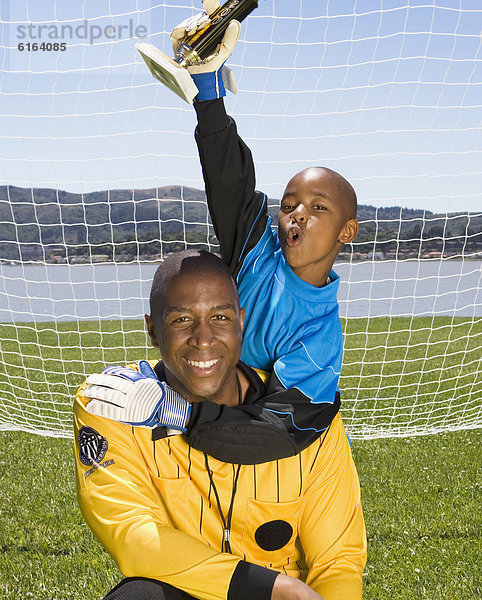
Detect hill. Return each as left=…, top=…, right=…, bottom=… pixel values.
left=0, top=186, right=480, bottom=262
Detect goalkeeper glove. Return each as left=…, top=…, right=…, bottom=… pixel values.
left=170, top=0, right=241, bottom=101
left=84, top=361, right=191, bottom=431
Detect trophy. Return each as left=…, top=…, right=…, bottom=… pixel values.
left=136, top=0, right=259, bottom=104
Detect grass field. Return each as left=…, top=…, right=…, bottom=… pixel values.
left=0, top=428, right=480, bottom=599
left=0, top=317, right=480, bottom=598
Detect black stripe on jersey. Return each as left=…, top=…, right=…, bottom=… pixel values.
left=298, top=453, right=303, bottom=496
left=199, top=496, right=203, bottom=534
left=276, top=460, right=280, bottom=503
left=253, top=464, right=257, bottom=499
left=152, top=439, right=160, bottom=477
left=309, top=427, right=330, bottom=474
left=206, top=465, right=213, bottom=509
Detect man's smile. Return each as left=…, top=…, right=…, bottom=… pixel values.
left=182, top=356, right=223, bottom=375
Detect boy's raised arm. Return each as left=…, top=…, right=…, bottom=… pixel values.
left=195, top=98, right=268, bottom=276
left=185, top=25, right=341, bottom=465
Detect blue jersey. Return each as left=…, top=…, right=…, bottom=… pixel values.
left=238, top=219, right=342, bottom=405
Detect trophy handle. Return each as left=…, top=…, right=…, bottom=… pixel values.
left=182, top=0, right=259, bottom=64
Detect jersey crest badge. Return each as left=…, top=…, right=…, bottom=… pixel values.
left=78, top=426, right=108, bottom=466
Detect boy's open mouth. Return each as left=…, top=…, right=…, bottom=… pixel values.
left=286, top=225, right=304, bottom=247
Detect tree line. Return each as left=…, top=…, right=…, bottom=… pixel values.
left=0, top=186, right=480, bottom=262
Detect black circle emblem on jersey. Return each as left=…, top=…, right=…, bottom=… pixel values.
left=254, top=520, right=293, bottom=551
left=78, top=426, right=108, bottom=466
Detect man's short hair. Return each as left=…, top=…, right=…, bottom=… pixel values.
left=149, top=250, right=239, bottom=323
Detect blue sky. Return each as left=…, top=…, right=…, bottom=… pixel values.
left=0, top=0, right=481, bottom=212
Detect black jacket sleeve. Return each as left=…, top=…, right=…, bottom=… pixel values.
left=186, top=367, right=340, bottom=465
left=190, top=99, right=340, bottom=464
left=194, top=98, right=268, bottom=277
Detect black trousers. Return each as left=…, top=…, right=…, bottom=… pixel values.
left=104, top=578, right=196, bottom=600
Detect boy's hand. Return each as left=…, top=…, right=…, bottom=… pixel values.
left=84, top=362, right=191, bottom=431
left=170, top=0, right=218, bottom=55
left=170, top=0, right=241, bottom=100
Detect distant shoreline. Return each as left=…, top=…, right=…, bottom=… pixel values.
left=1, top=185, right=480, bottom=263
left=1, top=256, right=480, bottom=267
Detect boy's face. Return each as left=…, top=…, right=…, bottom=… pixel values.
left=278, top=167, right=358, bottom=287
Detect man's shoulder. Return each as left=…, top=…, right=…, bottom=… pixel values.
left=298, top=412, right=349, bottom=468
left=251, top=366, right=269, bottom=384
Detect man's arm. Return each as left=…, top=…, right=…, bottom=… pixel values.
left=298, top=414, right=367, bottom=600
left=195, top=98, right=268, bottom=277
left=186, top=366, right=340, bottom=464
left=74, top=387, right=278, bottom=600
left=272, top=576, right=326, bottom=600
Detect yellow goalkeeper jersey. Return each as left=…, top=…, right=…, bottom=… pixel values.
left=74, top=361, right=366, bottom=600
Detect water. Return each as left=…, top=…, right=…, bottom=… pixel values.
left=335, top=260, right=481, bottom=319
left=0, top=260, right=480, bottom=322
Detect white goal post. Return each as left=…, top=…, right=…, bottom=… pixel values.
left=0, top=1, right=480, bottom=439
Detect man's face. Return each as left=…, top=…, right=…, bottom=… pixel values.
left=149, top=271, right=244, bottom=405
left=278, top=168, right=358, bottom=286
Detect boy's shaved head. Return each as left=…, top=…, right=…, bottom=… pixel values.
left=288, top=166, right=357, bottom=220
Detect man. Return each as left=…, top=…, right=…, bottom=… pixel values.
left=74, top=250, right=366, bottom=600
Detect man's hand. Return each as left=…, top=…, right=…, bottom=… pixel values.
left=84, top=362, right=191, bottom=431
left=272, top=574, right=325, bottom=600
left=170, top=0, right=241, bottom=100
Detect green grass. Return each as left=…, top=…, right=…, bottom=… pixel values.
left=0, top=318, right=480, bottom=597
left=353, top=431, right=481, bottom=599
left=0, top=429, right=480, bottom=599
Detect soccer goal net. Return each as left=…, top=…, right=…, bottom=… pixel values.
left=0, top=1, right=480, bottom=439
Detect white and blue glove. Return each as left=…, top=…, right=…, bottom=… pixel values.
left=170, top=0, right=241, bottom=101
left=84, top=361, right=191, bottom=432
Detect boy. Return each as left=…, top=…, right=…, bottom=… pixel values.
left=181, top=6, right=358, bottom=462
left=85, top=6, right=358, bottom=464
